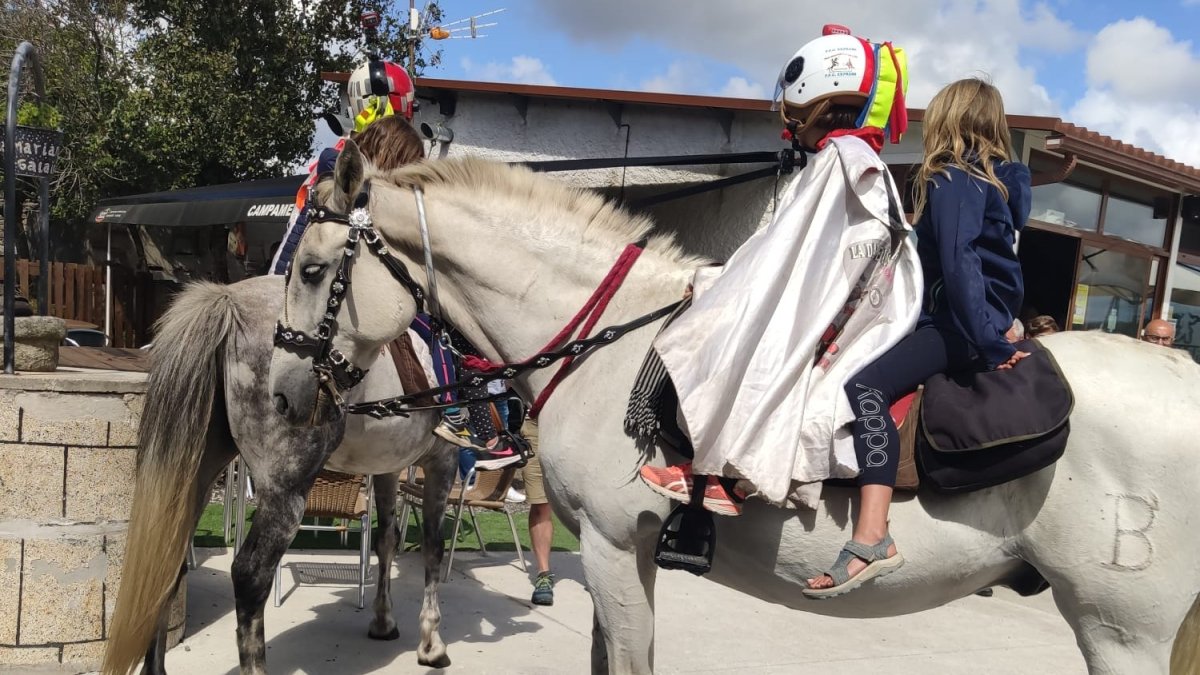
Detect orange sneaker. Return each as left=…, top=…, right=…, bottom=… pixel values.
left=638, top=463, right=744, bottom=517
left=639, top=462, right=693, bottom=503
left=700, top=479, right=744, bottom=517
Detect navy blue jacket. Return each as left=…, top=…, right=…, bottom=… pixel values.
left=271, top=146, right=342, bottom=275
left=916, top=161, right=1031, bottom=370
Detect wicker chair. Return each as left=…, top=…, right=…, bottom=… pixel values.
left=397, top=464, right=527, bottom=582
left=274, top=470, right=374, bottom=608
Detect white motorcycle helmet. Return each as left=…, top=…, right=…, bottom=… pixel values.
left=772, top=25, right=876, bottom=132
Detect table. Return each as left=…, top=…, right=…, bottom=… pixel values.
left=58, top=346, right=149, bottom=372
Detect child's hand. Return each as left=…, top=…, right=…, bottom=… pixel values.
left=995, top=350, right=1030, bottom=370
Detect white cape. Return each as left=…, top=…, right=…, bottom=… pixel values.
left=653, top=136, right=922, bottom=508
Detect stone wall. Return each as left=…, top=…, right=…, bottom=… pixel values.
left=0, top=369, right=185, bottom=671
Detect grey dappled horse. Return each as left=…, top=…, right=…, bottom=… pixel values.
left=102, top=275, right=458, bottom=675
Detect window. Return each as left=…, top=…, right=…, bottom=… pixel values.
left=1073, top=246, right=1151, bottom=337
left=1182, top=220, right=1200, bottom=257
left=1103, top=180, right=1168, bottom=247
left=1170, top=263, right=1200, bottom=364
left=1030, top=181, right=1101, bottom=231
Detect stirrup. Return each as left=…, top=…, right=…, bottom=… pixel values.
left=654, top=471, right=715, bottom=575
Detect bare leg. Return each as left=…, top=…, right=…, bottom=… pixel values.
left=806, top=484, right=898, bottom=589
left=529, top=502, right=553, bottom=574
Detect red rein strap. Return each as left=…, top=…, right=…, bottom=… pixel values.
left=463, top=243, right=647, bottom=420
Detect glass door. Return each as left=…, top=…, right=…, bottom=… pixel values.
left=1073, top=245, right=1153, bottom=337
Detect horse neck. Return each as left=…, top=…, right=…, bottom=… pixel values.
left=377, top=183, right=695, bottom=387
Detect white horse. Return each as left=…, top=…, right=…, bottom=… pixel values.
left=268, top=143, right=1200, bottom=674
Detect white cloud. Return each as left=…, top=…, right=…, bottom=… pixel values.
left=1070, top=18, right=1200, bottom=165
left=1085, top=18, right=1200, bottom=104
left=531, top=0, right=1082, bottom=114
left=529, top=1, right=1200, bottom=167
left=460, top=55, right=558, bottom=86
left=638, top=62, right=769, bottom=98
left=639, top=61, right=704, bottom=93
left=717, top=76, right=768, bottom=99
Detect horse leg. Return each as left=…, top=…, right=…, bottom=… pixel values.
left=232, top=486, right=309, bottom=675
left=591, top=607, right=609, bottom=675
left=1052, top=581, right=1184, bottom=674
left=580, top=522, right=658, bottom=675
left=368, top=472, right=401, bottom=640
left=140, top=563, right=185, bottom=675
left=415, top=448, right=457, bottom=668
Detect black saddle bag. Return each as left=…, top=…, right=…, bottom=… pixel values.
left=916, top=340, right=1073, bottom=494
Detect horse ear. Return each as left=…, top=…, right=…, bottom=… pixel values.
left=333, top=140, right=366, bottom=207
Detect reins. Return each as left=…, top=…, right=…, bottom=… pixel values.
left=278, top=178, right=681, bottom=419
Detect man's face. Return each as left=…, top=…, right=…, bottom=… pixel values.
left=1143, top=324, right=1174, bottom=346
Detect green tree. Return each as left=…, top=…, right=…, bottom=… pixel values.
left=0, top=0, right=440, bottom=260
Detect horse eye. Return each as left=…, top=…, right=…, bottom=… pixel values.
left=301, top=264, right=326, bottom=283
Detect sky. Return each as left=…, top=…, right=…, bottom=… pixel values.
left=373, top=0, right=1200, bottom=168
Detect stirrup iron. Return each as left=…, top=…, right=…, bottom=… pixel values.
left=654, top=472, right=715, bottom=575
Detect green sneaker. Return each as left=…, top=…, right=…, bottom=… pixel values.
left=531, top=571, right=555, bottom=606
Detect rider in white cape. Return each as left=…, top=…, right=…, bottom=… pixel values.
left=654, top=135, right=920, bottom=507
left=649, top=26, right=919, bottom=509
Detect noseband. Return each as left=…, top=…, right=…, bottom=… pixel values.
left=274, top=180, right=427, bottom=399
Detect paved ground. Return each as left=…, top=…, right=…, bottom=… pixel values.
left=162, top=547, right=1086, bottom=675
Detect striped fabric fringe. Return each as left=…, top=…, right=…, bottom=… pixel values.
left=623, top=300, right=691, bottom=440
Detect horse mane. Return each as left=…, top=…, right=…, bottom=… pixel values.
left=375, top=157, right=708, bottom=266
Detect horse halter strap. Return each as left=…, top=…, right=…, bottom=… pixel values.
left=274, top=180, right=427, bottom=394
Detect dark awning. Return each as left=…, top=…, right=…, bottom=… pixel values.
left=89, top=174, right=307, bottom=228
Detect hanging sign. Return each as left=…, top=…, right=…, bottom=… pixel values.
left=2, top=126, right=62, bottom=178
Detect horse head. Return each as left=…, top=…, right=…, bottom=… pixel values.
left=268, top=140, right=425, bottom=426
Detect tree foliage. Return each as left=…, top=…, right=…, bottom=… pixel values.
left=0, top=0, right=440, bottom=259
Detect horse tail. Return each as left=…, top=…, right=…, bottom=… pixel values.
left=103, top=282, right=244, bottom=675
left=1171, top=593, right=1200, bottom=674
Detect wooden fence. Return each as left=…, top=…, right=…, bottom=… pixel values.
left=1, top=259, right=144, bottom=347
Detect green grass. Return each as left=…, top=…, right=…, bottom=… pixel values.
left=193, top=503, right=580, bottom=553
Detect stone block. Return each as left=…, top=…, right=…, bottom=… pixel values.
left=106, top=393, right=145, bottom=448
left=17, top=391, right=119, bottom=445
left=20, top=537, right=106, bottom=644
left=65, top=447, right=136, bottom=522
left=103, top=532, right=126, bottom=635
left=0, top=645, right=61, bottom=666
left=0, top=539, right=20, bottom=645
left=61, top=639, right=106, bottom=666
left=0, top=391, right=17, bottom=442
left=0, top=444, right=65, bottom=520
left=0, top=316, right=66, bottom=372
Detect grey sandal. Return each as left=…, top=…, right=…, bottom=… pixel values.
left=802, top=535, right=905, bottom=600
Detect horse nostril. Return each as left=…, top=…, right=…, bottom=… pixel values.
left=273, top=393, right=289, bottom=415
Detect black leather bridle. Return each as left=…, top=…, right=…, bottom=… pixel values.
left=274, top=180, right=427, bottom=399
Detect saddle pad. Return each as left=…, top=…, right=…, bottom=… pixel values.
left=387, top=333, right=436, bottom=407
left=919, top=339, right=1073, bottom=453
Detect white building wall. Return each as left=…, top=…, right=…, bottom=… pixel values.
left=413, top=90, right=925, bottom=261
left=413, top=91, right=802, bottom=260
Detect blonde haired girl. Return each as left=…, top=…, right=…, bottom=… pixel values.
left=805, top=78, right=1032, bottom=598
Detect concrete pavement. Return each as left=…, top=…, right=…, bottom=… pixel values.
left=161, top=548, right=1085, bottom=674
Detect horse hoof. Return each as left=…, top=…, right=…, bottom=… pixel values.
left=419, top=653, right=452, bottom=668
left=369, top=626, right=400, bottom=641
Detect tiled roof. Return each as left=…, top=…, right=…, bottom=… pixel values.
left=1049, top=122, right=1200, bottom=191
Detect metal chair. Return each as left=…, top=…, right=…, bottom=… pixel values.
left=274, top=470, right=373, bottom=608
left=398, top=464, right=526, bottom=582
